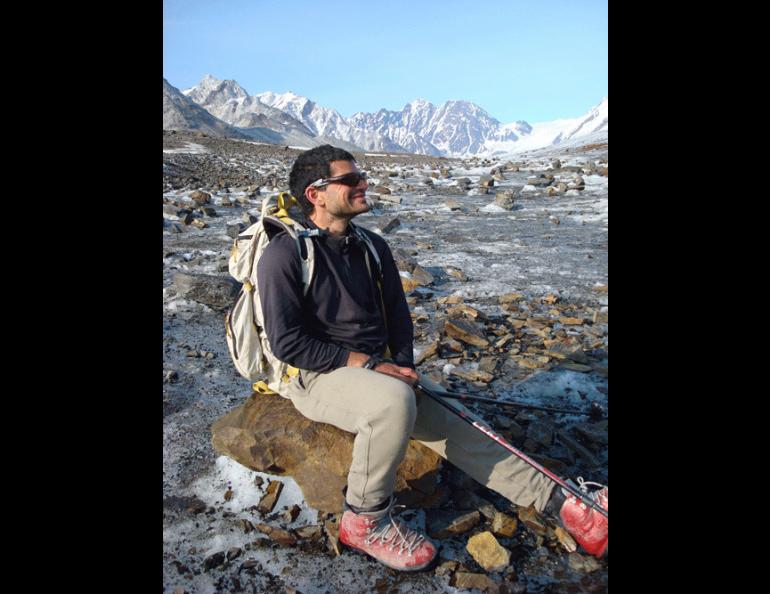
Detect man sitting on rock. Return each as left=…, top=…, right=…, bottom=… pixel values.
left=257, top=144, right=608, bottom=571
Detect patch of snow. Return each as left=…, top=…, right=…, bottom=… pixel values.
left=192, top=456, right=319, bottom=532
left=480, top=203, right=508, bottom=213
left=163, top=142, right=208, bottom=154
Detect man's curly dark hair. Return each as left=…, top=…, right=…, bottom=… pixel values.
left=289, top=145, right=356, bottom=215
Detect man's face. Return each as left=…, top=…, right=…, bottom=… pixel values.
left=316, top=160, right=370, bottom=218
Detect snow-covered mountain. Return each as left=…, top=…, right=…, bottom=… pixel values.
left=163, top=78, right=249, bottom=139
left=170, top=75, right=608, bottom=156
left=350, top=99, right=532, bottom=157
left=255, top=91, right=405, bottom=153
left=484, top=97, right=608, bottom=156
left=180, top=77, right=365, bottom=151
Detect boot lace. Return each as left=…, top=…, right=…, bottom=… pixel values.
left=568, top=477, right=608, bottom=508
left=364, top=505, right=426, bottom=556
left=576, top=476, right=606, bottom=495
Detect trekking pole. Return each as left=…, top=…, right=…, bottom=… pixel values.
left=415, top=380, right=608, bottom=519
left=429, top=388, right=606, bottom=418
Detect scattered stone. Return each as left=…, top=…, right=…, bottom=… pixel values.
left=446, top=304, right=484, bottom=320
left=226, top=547, right=242, bottom=561
left=190, top=219, right=208, bottom=229
left=558, top=362, right=593, bottom=373
left=451, top=572, right=500, bottom=593
left=568, top=552, right=603, bottom=573
left=442, top=337, right=464, bottom=353
left=324, top=517, right=341, bottom=556
left=451, top=491, right=497, bottom=521
left=401, top=275, right=420, bottom=293
left=295, top=525, right=323, bottom=540
left=499, top=293, right=525, bottom=304
left=283, top=504, right=301, bottom=522
left=173, top=272, right=240, bottom=312
left=558, top=316, right=584, bottom=325
left=527, top=420, right=554, bottom=447
left=415, top=341, right=439, bottom=365
left=446, top=267, right=469, bottom=282
left=450, top=367, right=494, bottom=383
left=445, top=318, right=490, bottom=348
left=553, top=526, right=577, bottom=552
left=411, top=265, right=435, bottom=285
left=494, top=191, right=515, bottom=210
left=257, top=480, right=284, bottom=514
left=226, top=223, right=245, bottom=239
left=164, top=370, right=179, bottom=383
left=240, top=559, right=261, bottom=571
left=573, top=422, right=608, bottom=446
left=466, top=531, right=511, bottom=572
left=435, top=559, right=459, bottom=576
left=203, top=551, right=225, bottom=571
left=428, top=510, right=481, bottom=538
left=517, top=506, right=547, bottom=535
left=190, top=190, right=211, bottom=204
left=491, top=512, right=518, bottom=538
left=185, top=498, right=208, bottom=515
left=556, top=430, right=601, bottom=467
left=526, top=175, right=554, bottom=187
left=379, top=194, right=402, bottom=204
left=478, top=174, right=495, bottom=188
left=256, top=524, right=297, bottom=546
left=438, top=294, right=464, bottom=305
left=382, top=218, right=401, bottom=233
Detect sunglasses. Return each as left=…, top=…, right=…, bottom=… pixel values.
left=309, top=171, right=368, bottom=189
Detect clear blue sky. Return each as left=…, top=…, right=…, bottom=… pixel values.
left=163, top=0, right=607, bottom=124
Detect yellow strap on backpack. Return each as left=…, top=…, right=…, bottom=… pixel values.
left=273, top=192, right=298, bottom=224
left=252, top=366, right=300, bottom=396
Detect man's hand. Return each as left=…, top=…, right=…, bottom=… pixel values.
left=347, top=351, right=418, bottom=386
left=372, top=362, right=418, bottom=386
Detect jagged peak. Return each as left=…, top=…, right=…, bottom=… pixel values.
left=406, top=97, right=434, bottom=109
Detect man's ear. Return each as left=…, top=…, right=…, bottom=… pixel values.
left=305, top=186, right=322, bottom=208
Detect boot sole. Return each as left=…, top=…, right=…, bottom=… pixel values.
left=341, top=540, right=438, bottom=572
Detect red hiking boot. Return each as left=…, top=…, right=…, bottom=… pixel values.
left=339, top=498, right=438, bottom=571
left=559, top=477, right=608, bottom=558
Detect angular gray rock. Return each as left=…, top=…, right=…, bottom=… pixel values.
left=173, top=272, right=240, bottom=312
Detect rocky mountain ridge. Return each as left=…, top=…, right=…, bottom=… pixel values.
left=168, top=75, right=607, bottom=158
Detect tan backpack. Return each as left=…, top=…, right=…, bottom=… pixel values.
left=224, top=192, right=383, bottom=396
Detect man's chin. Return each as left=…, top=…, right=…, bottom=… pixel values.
left=358, top=197, right=373, bottom=212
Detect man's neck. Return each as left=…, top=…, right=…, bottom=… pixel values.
left=309, top=211, right=351, bottom=236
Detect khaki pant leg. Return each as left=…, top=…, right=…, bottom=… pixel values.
left=289, top=367, right=417, bottom=510
left=412, top=376, right=555, bottom=511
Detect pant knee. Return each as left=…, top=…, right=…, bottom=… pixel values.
left=384, top=382, right=416, bottom=428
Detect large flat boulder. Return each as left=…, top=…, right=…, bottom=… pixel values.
left=211, top=393, right=443, bottom=513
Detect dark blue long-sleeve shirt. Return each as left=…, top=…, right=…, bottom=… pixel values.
left=257, top=220, right=414, bottom=373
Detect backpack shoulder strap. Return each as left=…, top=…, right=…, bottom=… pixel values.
left=349, top=222, right=382, bottom=276
left=262, top=214, right=319, bottom=296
